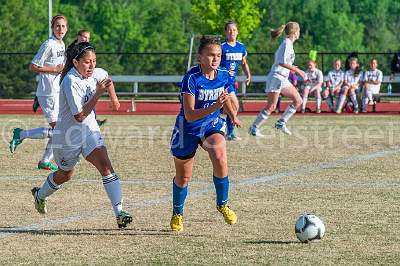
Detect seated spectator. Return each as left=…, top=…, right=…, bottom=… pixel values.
left=323, top=58, right=344, bottom=112
left=301, top=60, right=323, bottom=113
left=336, top=57, right=363, bottom=114
left=362, top=58, right=382, bottom=112
left=390, top=52, right=400, bottom=80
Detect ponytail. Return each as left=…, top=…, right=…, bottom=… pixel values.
left=270, top=22, right=300, bottom=41
left=270, top=24, right=286, bottom=41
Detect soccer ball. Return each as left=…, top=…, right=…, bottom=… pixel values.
left=295, top=214, right=325, bottom=243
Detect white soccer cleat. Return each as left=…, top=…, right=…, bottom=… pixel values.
left=248, top=125, right=265, bottom=138
left=275, top=122, right=292, bottom=135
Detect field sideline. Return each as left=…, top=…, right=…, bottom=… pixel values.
left=0, top=115, right=399, bottom=264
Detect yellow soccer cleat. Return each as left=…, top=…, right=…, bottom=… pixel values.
left=217, top=204, right=237, bottom=225
left=170, top=214, right=183, bottom=232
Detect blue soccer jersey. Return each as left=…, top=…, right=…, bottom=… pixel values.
left=177, top=65, right=234, bottom=135
left=221, top=41, right=247, bottom=81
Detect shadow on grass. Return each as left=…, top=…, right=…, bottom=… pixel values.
left=0, top=227, right=206, bottom=237
left=245, top=240, right=301, bottom=245
left=0, top=227, right=172, bottom=236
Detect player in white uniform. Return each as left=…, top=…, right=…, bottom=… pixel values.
left=361, top=58, right=383, bottom=112
left=9, top=15, right=68, bottom=171
left=66, top=30, right=120, bottom=112
left=301, top=60, right=324, bottom=113
left=323, top=59, right=344, bottom=112
left=336, top=57, right=363, bottom=114
left=30, top=42, right=132, bottom=228
left=249, top=22, right=304, bottom=136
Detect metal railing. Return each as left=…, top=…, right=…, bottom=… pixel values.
left=111, top=75, right=400, bottom=97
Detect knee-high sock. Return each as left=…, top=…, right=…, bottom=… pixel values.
left=226, top=116, right=234, bottom=135
left=350, top=94, right=358, bottom=109
left=252, top=110, right=269, bottom=128
left=172, top=178, right=188, bottom=215
left=20, top=127, right=52, bottom=140
left=302, top=96, right=308, bottom=110
left=213, top=175, right=229, bottom=206
left=324, top=96, right=334, bottom=110
left=102, top=173, right=123, bottom=216
left=280, top=104, right=297, bottom=123
left=366, top=90, right=373, bottom=102
left=37, top=172, right=61, bottom=200
left=41, top=137, right=53, bottom=163
left=336, top=95, right=346, bottom=112
left=316, top=97, right=322, bottom=110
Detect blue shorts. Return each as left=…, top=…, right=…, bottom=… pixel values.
left=170, top=116, right=226, bottom=159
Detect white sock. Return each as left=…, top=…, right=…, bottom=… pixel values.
left=102, top=173, right=123, bottom=216
left=366, top=90, right=373, bottom=102
left=253, top=110, right=269, bottom=128
left=41, top=137, right=54, bottom=163
left=38, top=172, right=61, bottom=200
left=302, top=96, right=308, bottom=110
left=280, top=104, right=297, bottom=123
left=350, top=94, right=358, bottom=109
left=20, top=128, right=52, bottom=140
left=316, top=97, right=321, bottom=110
left=336, top=95, right=346, bottom=112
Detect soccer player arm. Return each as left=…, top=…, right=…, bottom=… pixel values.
left=30, top=41, right=63, bottom=74
left=74, top=79, right=112, bottom=122
left=224, top=93, right=242, bottom=128
left=182, top=93, right=228, bottom=122
left=242, top=56, right=251, bottom=86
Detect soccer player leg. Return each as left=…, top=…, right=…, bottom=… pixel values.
left=301, top=86, right=310, bottom=113
left=201, top=122, right=237, bottom=225
left=170, top=125, right=199, bottom=232
left=349, top=86, right=359, bottom=113
left=276, top=85, right=302, bottom=135
left=84, top=132, right=132, bottom=228
left=336, top=86, right=348, bottom=113
left=226, top=92, right=239, bottom=140
left=314, top=87, right=322, bottom=113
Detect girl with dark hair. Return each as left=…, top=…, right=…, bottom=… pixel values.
left=31, top=42, right=132, bottom=229
left=169, top=36, right=241, bottom=232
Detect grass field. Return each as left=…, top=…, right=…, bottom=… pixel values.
left=0, top=114, right=399, bottom=265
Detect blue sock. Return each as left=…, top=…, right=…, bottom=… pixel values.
left=213, top=175, right=229, bottom=206
left=226, top=116, right=234, bottom=135
left=172, top=179, right=188, bottom=215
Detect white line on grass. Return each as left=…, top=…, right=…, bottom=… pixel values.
left=1, top=148, right=399, bottom=238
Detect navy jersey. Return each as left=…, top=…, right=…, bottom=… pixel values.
left=178, top=65, right=234, bottom=135
left=221, top=41, right=247, bottom=81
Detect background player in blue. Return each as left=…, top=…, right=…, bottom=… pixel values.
left=221, top=21, right=251, bottom=141
left=169, top=36, right=241, bottom=232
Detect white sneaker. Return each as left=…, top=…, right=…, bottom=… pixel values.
left=275, top=122, right=292, bottom=135
left=248, top=125, right=265, bottom=137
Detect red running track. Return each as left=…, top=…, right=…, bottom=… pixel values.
left=0, top=99, right=399, bottom=115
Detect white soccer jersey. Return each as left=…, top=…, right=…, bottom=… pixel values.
left=305, top=68, right=323, bottom=86
left=363, top=69, right=383, bottom=94
left=327, top=69, right=344, bottom=87
left=31, top=36, right=65, bottom=96
left=269, top=38, right=295, bottom=80
left=344, top=70, right=363, bottom=86
left=55, top=67, right=100, bottom=149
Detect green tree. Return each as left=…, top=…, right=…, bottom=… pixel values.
left=191, top=0, right=264, bottom=40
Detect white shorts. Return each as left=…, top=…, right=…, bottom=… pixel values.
left=53, top=131, right=105, bottom=171
left=265, top=75, right=292, bottom=93
left=37, top=95, right=59, bottom=124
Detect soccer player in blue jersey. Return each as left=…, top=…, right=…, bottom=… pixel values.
left=249, top=22, right=304, bottom=136
left=169, top=36, right=241, bottom=232
left=221, top=21, right=251, bottom=140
